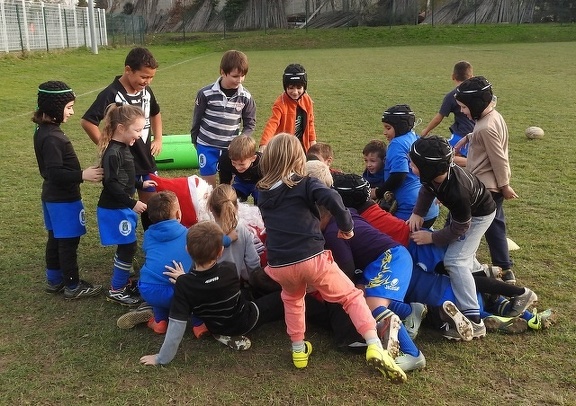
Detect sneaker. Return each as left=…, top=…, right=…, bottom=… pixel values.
left=214, top=334, right=252, bottom=351
left=365, top=343, right=407, bottom=384
left=403, top=302, right=428, bottom=340
left=106, top=287, right=141, bottom=307
left=63, top=280, right=103, bottom=300
left=192, top=323, right=210, bottom=339
left=482, top=264, right=503, bottom=279
left=376, top=314, right=401, bottom=359
left=439, top=301, right=473, bottom=341
left=45, top=281, right=65, bottom=294
left=501, top=269, right=516, bottom=285
left=395, top=351, right=426, bottom=372
left=291, top=341, right=312, bottom=368
left=147, top=318, right=168, bottom=334
left=507, top=288, right=538, bottom=317
left=484, top=315, right=527, bottom=334
left=470, top=320, right=486, bottom=339
left=116, top=306, right=154, bottom=329
left=527, top=308, right=556, bottom=330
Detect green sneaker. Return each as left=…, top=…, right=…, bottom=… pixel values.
left=366, top=343, right=407, bottom=384
left=527, top=309, right=556, bottom=330
left=484, top=315, right=528, bottom=334
left=292, top=341, right=312, bottom=369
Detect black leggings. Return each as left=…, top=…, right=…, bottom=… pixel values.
left=45, top=230, right=80, bottom=285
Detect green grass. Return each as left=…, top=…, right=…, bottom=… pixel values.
left=1, top=25, right=575, bottom=405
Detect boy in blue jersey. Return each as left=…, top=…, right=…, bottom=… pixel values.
left=374, top=105, right=439, bottom=226
left=362, top=139, right=387, bottom=190
left=191, top=50, right=257, bottom=188
left=421, top=61, right=475, bottom=167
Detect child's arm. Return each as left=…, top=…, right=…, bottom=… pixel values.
left=140, top=318, right=187, bottom=366
left=240, top=97, right=256, bottom=137
left=310, top=178, right=353, bottom=234
left=409, top=187, right=436, bottom=231
left=421, top=113, right=444, bottom=136
left=150, top=113, right=163, bottom=157
left=190, top=90, right=207, bottom=147
left=259, top=97, right=284, bottom=150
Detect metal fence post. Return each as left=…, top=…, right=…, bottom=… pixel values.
left=1, top=1, right=10, bottom=52
left=21, top=0, right=30, bottom=51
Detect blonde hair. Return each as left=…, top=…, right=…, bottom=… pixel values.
left=228, top=135, right=256, bottom=161
left=207, top=184, right=238, bottom=234
left=257, top=133, right=306, bottom=189
left=306, top=160, right=333, bottom=187
left=98, top=103, right=145, bottom=160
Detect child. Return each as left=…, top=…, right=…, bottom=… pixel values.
left=320, top=206, right=426, bottom=373
left=257, top=133, right=406, bottom=384
left=362, top=139, right=387, bottom=190
left=218, top=135, right=261, bottom=204
left=407, top=135, right=497, bottom=339
left=191, top=50, right=256, bottom=188
left=97, top=104, right=157, bottom=306
left=454, top=76, right=518, bottom=285
left=81, top=47, right=162, bottom=230
left=421, top=61, right=475, bottom=166
left=259, top=63, right=316, bottom=153
left=207, top=184, right=261, bottom=284
left=139, top=221, right=284, bottom=366
left=33, top=81, right=103, bottom=299
left=375, top=105, right=439, bottom=226
left=332, top=172, right=410, bottom=247
left=116, top=191, right=192, bottom=333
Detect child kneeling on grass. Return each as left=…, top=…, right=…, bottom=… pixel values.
left=140, top=221, right=284, bottom=366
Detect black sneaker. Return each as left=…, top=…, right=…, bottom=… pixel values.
left=46, top=281, right=65, bottom=294
left=501, top=269, right=516, bottom=285
left=106, top=286, right=141, bottom=307
left=63, top=280, right=103, bottom=300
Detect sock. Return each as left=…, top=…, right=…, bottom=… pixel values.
left=521, top=310, right=533, bottom=321
left=497, top=298, right=512, bottom=316
left=292, top=341, right=306, bottom=352
left=111, top=254, right=132, bottom=290
left=372, top=306, right=393, bottom=323
left=387, top=301, right=412, bottom=320
left=46, top=269, right=63, bottom=285
left=398, top=324, right=419, bottom=357
left=365, top=337, right=382, bottom=348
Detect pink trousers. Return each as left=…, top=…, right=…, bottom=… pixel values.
left=265, top=250, right=376, bottom=342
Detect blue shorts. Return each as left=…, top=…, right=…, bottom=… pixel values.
left=197, top=144, right=223, bottom=176
left=448, top=133, right=469, bottom=157
left=361, top=245, right=412, bottom=302
left=42, top=200, right=86, bottom=238
left=233, top=180, right=258, bottom=202
left=137, top=173, right=157, bottom=193
left=97, top=207, right=138, bottom=246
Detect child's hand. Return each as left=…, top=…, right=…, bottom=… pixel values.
left=501, top=184, right=518, bottom=200
left=82, top=166, right=104, bottom=182
left=406, top=214, right=424, bottom=232
left=369, top=188, right=377, bottom=200
left=133, top=201, right=147, bottom=214
left=164, top=260, right=185, bottom=283
left=150, top=139, right=163, bottom=157
left=143, top=180, right=158, bottom=189
left=140, top=354, right=159, bottom=366
left=227, top=229, right=238, bottom=242
left=454, top=134, right=470, bottom=153
left=337, top=229, right=354, bottom=240
left=410, top=230, right=433, bottom=245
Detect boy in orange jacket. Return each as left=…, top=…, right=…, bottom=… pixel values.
left=259, top=63, right=316, bottom=152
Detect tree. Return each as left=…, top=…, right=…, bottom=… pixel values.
left=77, top=0, right=88, bottom=6
left=95, top=0, right=108, bottom=10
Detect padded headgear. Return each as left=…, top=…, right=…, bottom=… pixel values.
left=409, top=135, right=454, bottom=183
left=455, top=76, right=493, bottom=120
left=283, top=63, right=307, bottom=92
left=37, top=81, right=75, bottom=124
left=381, top=104, right=415, bottom=137
left=332, top=173, right=370, bottom=209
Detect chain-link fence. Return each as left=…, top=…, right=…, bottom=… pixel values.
left=106, top=13, right=145, bottom=46
left=0, top=0, right=107, bottom=53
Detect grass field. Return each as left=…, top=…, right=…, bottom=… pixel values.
left=1, top=25, right=575, bottom=405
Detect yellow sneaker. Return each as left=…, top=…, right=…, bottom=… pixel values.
left=292, top=341, right=313, bottom=369
left=366, top=343, right=407, bottom=384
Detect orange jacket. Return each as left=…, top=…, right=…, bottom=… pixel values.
left=259, top=92, right=316, bottom=151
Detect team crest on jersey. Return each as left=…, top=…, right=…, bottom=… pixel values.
left=119, top=220, right=132, bottom=236
left=79, top=209, right=86, bottom=227
left=235, top=103, right=245, bottom=112
left=198, top=153, right=206, bottom=168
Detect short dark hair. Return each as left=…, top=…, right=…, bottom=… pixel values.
left=453, top=61, right=473, bottom=82
left=220, top=50, right=249, bottom=75
left=147, top=191, right=178, bottom=224
left=186, top=222, right=224, bottom=266
left=125, top=47, right=158, bottom=71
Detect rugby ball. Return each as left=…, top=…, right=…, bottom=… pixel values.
left=525, top=126, right=544, bottom=140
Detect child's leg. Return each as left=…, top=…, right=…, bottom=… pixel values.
left=45, top=230, right=63, bottom=288
left=58, top=236, right=81, bottom=288
left=110, top=242, right=136, bottom=290
left=485, top=193, right=513, bottom=270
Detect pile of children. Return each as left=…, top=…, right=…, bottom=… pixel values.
left=33, top=48, right=554, bottom=384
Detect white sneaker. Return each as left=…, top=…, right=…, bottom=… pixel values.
left=396, top=351, right=426, bottom=372
left=403, top=302, right=428, bottom=340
